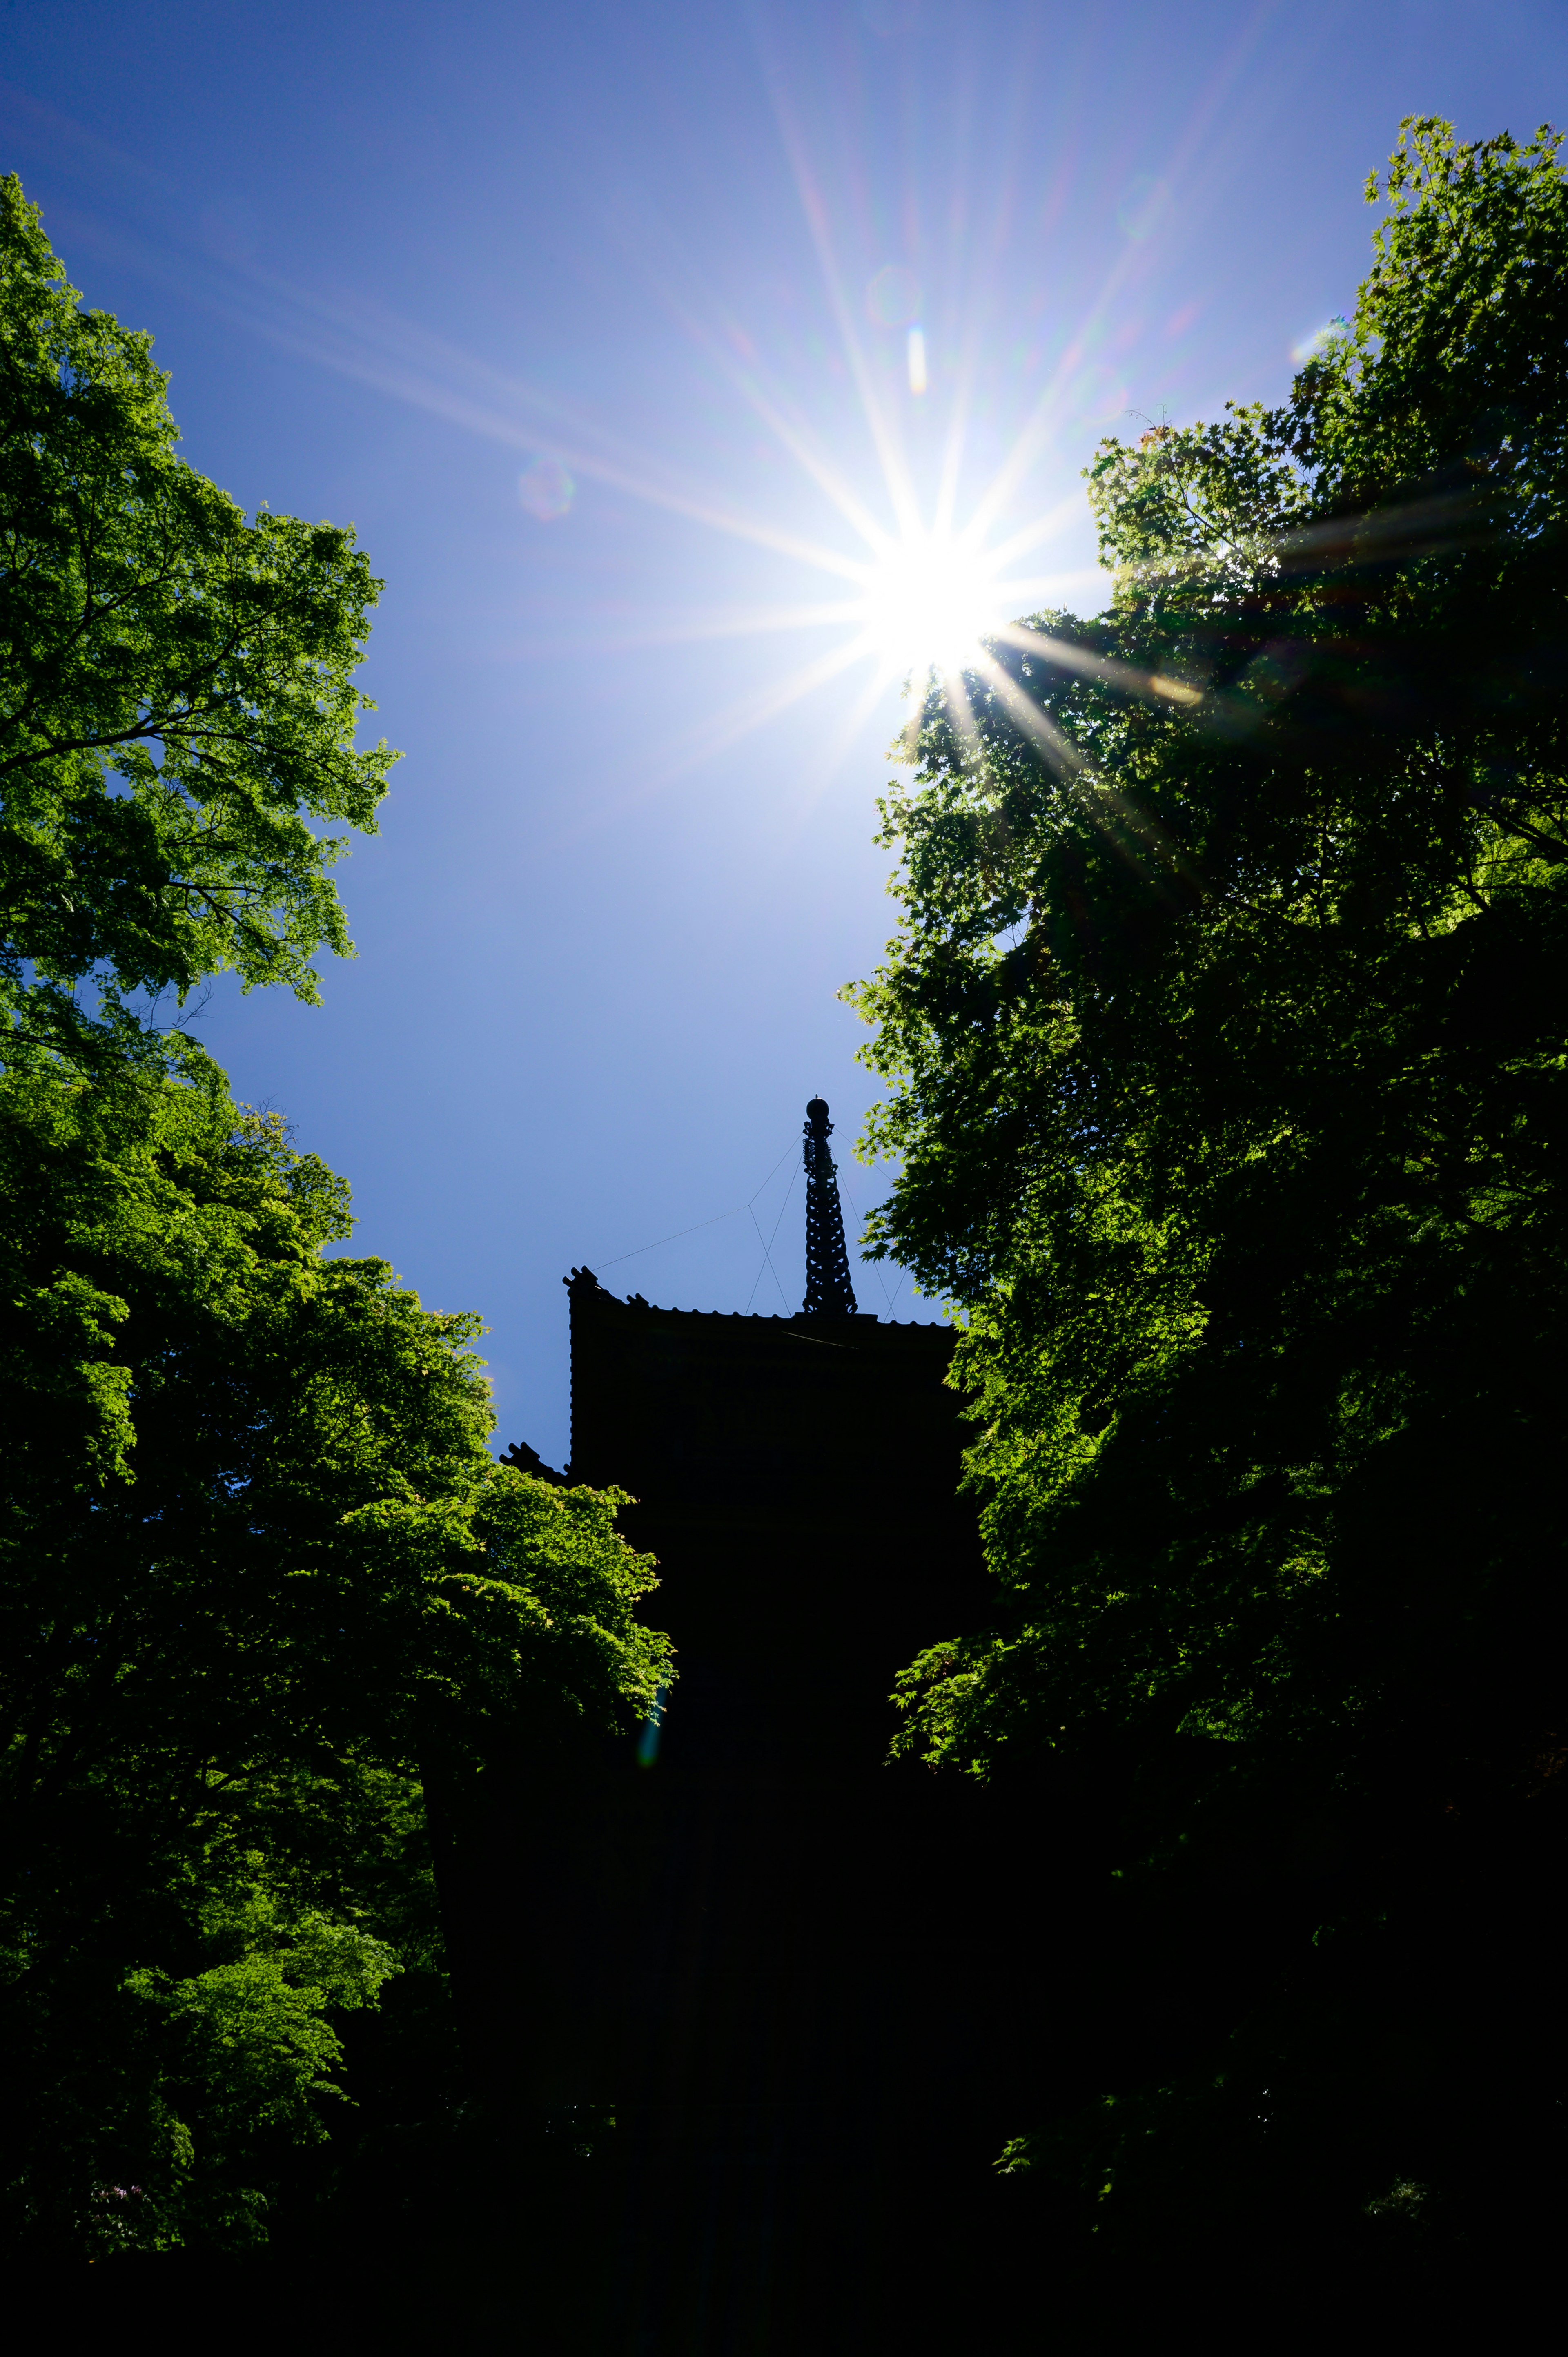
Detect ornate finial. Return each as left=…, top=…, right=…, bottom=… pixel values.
left=802, top=1098, right=858, bottom=1318
left=500, top=1438, right=566, bottom=1484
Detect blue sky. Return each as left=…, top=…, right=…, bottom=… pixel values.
left=4, top=0, right=1562, bottom=1466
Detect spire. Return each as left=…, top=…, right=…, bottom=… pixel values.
left=802, top=1097, right=858, bottom=1319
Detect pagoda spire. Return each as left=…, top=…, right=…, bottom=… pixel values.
left=801, top=1097, right=858, bottom=1318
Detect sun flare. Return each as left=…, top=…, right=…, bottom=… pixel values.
left=272, top=117, right=1124, bottom=778
left=858, top=533, right=1008, bottom=678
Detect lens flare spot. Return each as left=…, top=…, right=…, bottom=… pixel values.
left=907, top=326, right=928, bottom=395
left=868, top=263, right=922, bottom=328
left=1063, top=360, right=1129, bottom=428
left=1116, top=175, right=1170, bottom=241
left=1291, top=314, right=1349, bottom=364
left=637, top=1683, right=668, bottom=1768
left=518, top=455, right=575, bottom=521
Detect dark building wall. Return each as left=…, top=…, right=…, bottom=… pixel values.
left=475, top=1276, right=1048, bottom=2346
left=564, top=1272, right=990, bottom=1768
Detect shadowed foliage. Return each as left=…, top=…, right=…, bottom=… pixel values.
left=0, top=1058, right=669, bottom=2251
left=0, top=180, right=671, bottom=2262
left=847, top=119, right=1568, bottom=2281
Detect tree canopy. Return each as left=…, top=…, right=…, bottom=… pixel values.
left=849, top=118, right=1568, bottom=2258
left=0, top=1057, right=669, bottom=2250
left=0, top=174, right=395, bottom=1069
left=0, top=183, right=672, bottom=2259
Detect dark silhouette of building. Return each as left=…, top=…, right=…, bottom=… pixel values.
left=530, top=1095, right=987, bottom=1770
left=561, top=1275, right=979, bottom=1771
left=483, top=1104, right=1042, bottom=2350
left=801, top=1093, right=858, bottom=1319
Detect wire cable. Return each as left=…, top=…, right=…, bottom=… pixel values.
left=745, top=1161, right=800, bottom=1313
left=595, top=1135, right=797, bottom=1271
left=835, top=1170, right=898, bottom=1316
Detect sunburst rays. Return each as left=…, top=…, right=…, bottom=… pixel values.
left=169, top=160, right=1129, bottom=772
left=18, top=1, right=1314, bottom=818
left=151, top=53, right=1242, bottom=789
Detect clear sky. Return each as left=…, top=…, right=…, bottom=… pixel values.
left=4, top=1, right=1562, bottom=1467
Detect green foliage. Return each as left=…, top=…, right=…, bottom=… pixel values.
left=0, top=1061, right=670, bottom=2250
left=114, top=1904, right=400, bottom=2252
left=0, top=174, right=396, bottom=1069
left=847, top=120, right=1568, bottom=2250
left=0, top=192, right=673, bottom=2256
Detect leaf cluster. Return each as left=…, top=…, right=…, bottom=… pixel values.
left=845, top=116, right=1568, bottom=2265
left=0, top=175, right=396, bottom=1070
left=0, top=184, right=670, bottom=2262
left=0, top=1061, right=670, bottom=2249
left=849, top=118, right=1568, bottom=1796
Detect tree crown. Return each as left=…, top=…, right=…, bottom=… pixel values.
left=0, top=176, right=397, bottom=1067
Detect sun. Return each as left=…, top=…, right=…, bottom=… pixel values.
left=857, top=532, right=1007, bottom=678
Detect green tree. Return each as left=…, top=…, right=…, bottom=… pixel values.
left=0, top=185, right=672, bottom=2256
left=0, top=1058, right=670, bottom=2251
left=849, top=120, right=1568, bottom=2265
left=0, top=173, right=394, bottom=1070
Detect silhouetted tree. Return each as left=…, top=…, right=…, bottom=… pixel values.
left=850, top=119, right=1568, bottom=2281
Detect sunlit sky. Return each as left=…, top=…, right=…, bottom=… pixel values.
left=4, top=0, right=1562, bottom=1466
